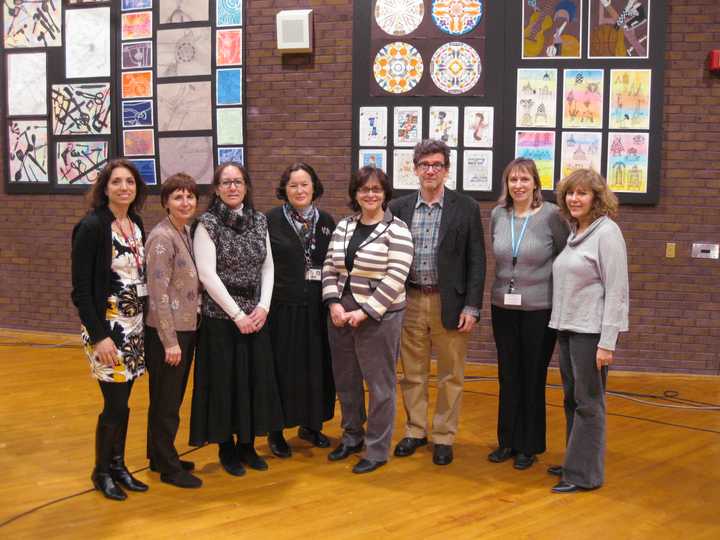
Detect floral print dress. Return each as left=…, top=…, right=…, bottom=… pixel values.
left=81, top=224, right=146, bottom=382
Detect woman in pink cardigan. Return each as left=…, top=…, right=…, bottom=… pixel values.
left=144, top=173, right=202, bottom=489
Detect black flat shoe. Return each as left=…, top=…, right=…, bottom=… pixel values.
left=547, top=465, right=563, bottom=476
left=92, top=469, right=127, bottom=501
left=328, top=442, right=364, bottom=461
left=160, top=470, right=203, bottom=489
left=268, top=431, right=292, bottom=458
left=393, top=437, right=428, bottom=457
left=513, top=453, right=536, bottom=470
left=149, top=459, right=195, bottom=473
left=551, top=481, right=582, bottom=493
left=219, top=441, right=246, bottom=477
left=352, top=458, right=386, bottom=474
left=298, top=426, right=331, bottom=448
left=432, top=444, right=453, bottom=466
left=487, top=447, right=516, bottom=463
left=237, top=444, right=269, bottom=471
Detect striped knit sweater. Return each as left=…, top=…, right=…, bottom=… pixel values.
left=322, top=210, right=413, bottom=321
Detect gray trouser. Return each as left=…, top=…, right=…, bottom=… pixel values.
left=327, top=307, right=403, bottom=462
left=558, top=331, right=607, bottom=489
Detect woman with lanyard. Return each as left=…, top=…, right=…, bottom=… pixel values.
left=71, top=159, right=149, bottom=500
left=488, top=158, right=569, bottom=471
left=322, top=166, right=413, bottom=474
left=265, top=162, right=337, bottom=458
left=144, top=173, right=202, bottom=488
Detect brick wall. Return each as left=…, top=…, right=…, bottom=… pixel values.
left=0, top=0, right=718, bottom=374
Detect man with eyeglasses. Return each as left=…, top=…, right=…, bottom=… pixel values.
left=389, top=139, right=486, bottom=466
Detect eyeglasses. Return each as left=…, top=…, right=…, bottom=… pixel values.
left=219, top=179, right=245, bottom=189
left=416, top=162, right=446, bottom=172
left=357, top=187, right=384, bottom=195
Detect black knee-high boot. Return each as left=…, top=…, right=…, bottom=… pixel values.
left=91, top=415, right=127, bottom=501
left=109, top=408, right=149, bottom=492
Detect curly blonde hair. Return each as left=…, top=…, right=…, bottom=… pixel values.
left=556, top=169, right=618, bottom=224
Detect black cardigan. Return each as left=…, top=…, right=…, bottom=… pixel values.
left=71, top=206, right=146, bottom=344
left=266, top=206, right=335, bottom=305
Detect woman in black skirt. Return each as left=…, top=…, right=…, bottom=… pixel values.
left=190, top=162, right=283, bottom=476
left=265, top=163, right=336, bottom=458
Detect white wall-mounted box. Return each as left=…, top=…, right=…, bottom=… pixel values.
left=276, top=9, right=313, bottom=54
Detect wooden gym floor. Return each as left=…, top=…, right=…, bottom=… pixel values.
left=0, top=328, right=718, bottom=539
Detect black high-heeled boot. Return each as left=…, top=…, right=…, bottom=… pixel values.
left=109, top=409, right=149, bottom=492
left=91, top=415, right=127, bottom=501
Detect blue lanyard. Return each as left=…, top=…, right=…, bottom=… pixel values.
left=510, top=210, right=530, bottom=267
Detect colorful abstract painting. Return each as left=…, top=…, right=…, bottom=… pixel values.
left=218, top=147, right=244, bottom=165
left=122, top=11, right=153, bottom=40
left=607, top=132, right=649, bottom=193
left=123, top=129, right=155, bottom=156
left=3, top=0, right=61, bottom=48
left=56, top=141, right=109, bottom=185
left=522, top=0, right=582, bottom=59
left=122, top=41, right=153, bottom=70
left=51, top=83, right=111, bottom=136
left=393, top=106, right=422, bottom=147
left=515, top=130, right=556, bottom=190
left=217, top=0, right=243, bottom=27
left=516, top=68, right=557, bottom=128
left=609, top=69, right=651, bottom=129
left=560, top=131, right=602, bottom=178
left=374, top=0, right=424, bottom=36
left=373, top=42, right=424, bottom=94
left=8, top=120, right=48, bottom=183
left=122, top=100, right=154, bottom=128
left=122, top=0, right=152, bottom=10
left=430, top=42, right=481, bottom=95
left=562, top=69, right=604, bottom=129
left=122, top=71, right=153, bottom=99
left=217, top=68, right=242, bottom=105
left=216, top=29, right=242, bottom=66
left=431, top=0, right=483, bottom=35
left=130, top=158, right=157, bottom=185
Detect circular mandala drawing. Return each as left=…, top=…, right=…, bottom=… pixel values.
left=430, top=42, right=481, bottom=94
left=375, top=0, right=425, bottom=36
left=374, top=42, right=424, bottom=94
left=431, top=0, right=483, bottom=35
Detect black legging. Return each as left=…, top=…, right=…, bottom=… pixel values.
left=98, top=380, right=135, bottom=424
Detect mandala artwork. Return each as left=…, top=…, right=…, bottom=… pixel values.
left=430, top=42, right=481, bottom=94
left=431, top=0, right=483, bottom=35
left=373, top=42, right=424, bottom=94
left=374, top=0, right=424, bottom=36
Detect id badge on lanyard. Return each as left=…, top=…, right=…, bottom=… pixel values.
left=305, top=267, right=322, bottom=281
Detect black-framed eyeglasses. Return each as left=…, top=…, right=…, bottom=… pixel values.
left=416, top=162, right=446, bottom=172
left=219, top=179, right=245, bottom=188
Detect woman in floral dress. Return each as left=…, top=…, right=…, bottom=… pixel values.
left=71, top=159, right=150, bottom=501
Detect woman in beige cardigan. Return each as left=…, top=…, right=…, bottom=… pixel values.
left=322, top=166, right=413, bottom=474
left=145, top=173, right=202, bottom=488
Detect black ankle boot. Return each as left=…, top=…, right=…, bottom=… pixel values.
left=109, top=409, right=149, bottom=492
left=92, top=415, right=126, bottom=501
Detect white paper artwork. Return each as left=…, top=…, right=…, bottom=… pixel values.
left=359, top=149, right=387, bottom=171
left=157, top=81, right=212, bottom=131
left=159, top=0, right=209, bottom=23
left=393, top=149, right=418, bottom=189
left=463, top=150, right=493, bottom=191
left=446, top=149, right=458, bottom=190
left=463, top=106, right=494, bottom=148
left=429, top=106, right=459, bottom=147
left=393, top=106, right=423, bottom=147
left=7, top=53, right=47, bottom=116
left=65, top=7, right=111, bottom=79
left=359, top=107, right=388, bottom=147
left=157, top=27, right=212, bottom=77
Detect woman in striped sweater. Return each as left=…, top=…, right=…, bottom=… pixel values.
left=322, top=166, right=413, bottom=474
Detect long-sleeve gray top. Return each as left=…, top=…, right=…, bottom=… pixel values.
left=491, top=203, right=570, bottom=311
left=549, top=216, right=629, bottom=350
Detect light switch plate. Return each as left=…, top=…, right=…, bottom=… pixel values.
left=691, top=243, right=719, bottom=259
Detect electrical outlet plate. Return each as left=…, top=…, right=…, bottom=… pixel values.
left=691, top=243, right=719, bottom=259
